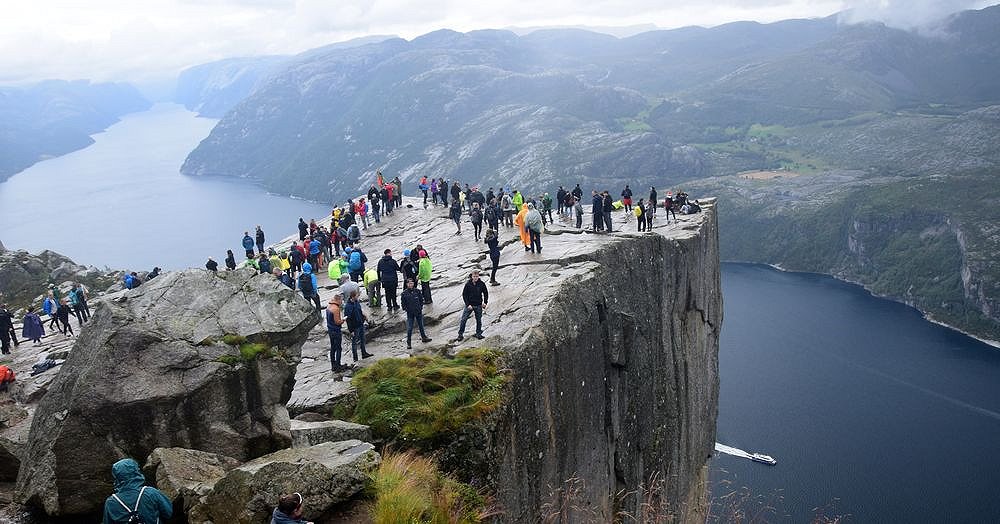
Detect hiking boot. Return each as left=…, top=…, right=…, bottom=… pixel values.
left=407, top=344, right=412, bottom=350
left=361, top=352, right=374, bottom=359
left=473, top=333, right=485, bottom=340
left=456, top=335, right=464, bottom=341
left=490, top=280, right=500, bottom=286
left=421, top=337, right=432, bottom=343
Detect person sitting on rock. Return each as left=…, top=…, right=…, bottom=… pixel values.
left=102, top=458, right=172, bottom=524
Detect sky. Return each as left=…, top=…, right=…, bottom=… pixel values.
left=0, top=0, right=994, bottom=85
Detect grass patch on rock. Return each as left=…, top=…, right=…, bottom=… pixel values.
left=369, top=450, right=495, bottom=524
left=349, top=348, right=509, bottom=443
left=215, top=334, right=276, bottom=365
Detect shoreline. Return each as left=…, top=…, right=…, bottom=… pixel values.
left=748, top=261, right=1000, bottom=350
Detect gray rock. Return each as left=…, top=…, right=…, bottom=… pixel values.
left=143, top=447, right=240, bottom=512
left=193, top=440, right=379, bottom=524
left=0, top=406, right=31, bottom=483
left=14, top=268, right=319, bottom=517
left=290, top=420, right=372, bottom=448
left=292, top=412, right=330, bottom=422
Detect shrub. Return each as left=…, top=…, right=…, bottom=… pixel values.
left=369, top=450, right=495, bottom=524
left=350, top=348, right=509, bottom=443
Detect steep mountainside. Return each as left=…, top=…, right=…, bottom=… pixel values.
left=0, top=80, right=150, bottom=181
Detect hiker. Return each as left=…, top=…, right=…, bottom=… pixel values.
left=401, top=279, right=431, bottom=350
left=635, top=198, right=646, bottom=232
left=450, top=198, right=463, bottom=235
left=370, top=191, right=381, bottom=224
left=258, top=253, right=273, bottom=275
left=255, top=226, right=266, bottom=254
left=298, top=262, right=322, bottom=311
left=663, top=194, right=677, bottom=222
left=271, top=492, right=315, bottom=524
left=512, top=190, right=524, bottom=213
left=43, top=291, right=60, bottom=332
left=102, top=458, right=172, bottom=524
left=501, top=191, right=514, bottom=227
left=574, top=196, right=584, bottom=228
left=363, top=267, right=381, bottom=308
left=68, top=283, right=89, bottom=325
left=484, top=229, right=501, bottom=285
left=0, top=365, right=14, bottom=392
left=485, top=199, right=500, bottom=232
left=347, top=246, right=367, bottom=282
left=621, top=184, right=633, bottom=209
left=649, top=186, right=658, bottom=217
left=572, top=183, right=583, bottom=202
left=147, top=267, right=161, bottom=280
left=602, top=191, right=614, bottom=232
left=298, top=218, right=308, bottom=241
left=394, top=176, right=404, bottom=207
left=22, top=307, right=44, bottom=345
left=327, top=295, right=345, bottom=372
left=450, top=181, right=461, bottom=207
left=541, top=193, right=554, bottom=224
left=56, top=298, right=74, bottom=337
left=430, top=178, right=440, bottom=205
left=557, top=186, right=566, bottom=215
left=225, top=250, right=237, bottom=270
left=344, top=290, right=373, bottom=362
left=338, top=274, right=360, bottom=302
left=242, top=231, right=255, bottom=258
left=419, top=176, right=429, bottom=206
left=400, top=249, right=418, bottom=285
left=206, top=257, right=219, bottom=272
left=378, top=249, right=401, bottom=311
left=525, top=203, right=544, bottom=253
left=438, top=177, right=448, bottom=206
left=470, top=203, right=484, bottom=241
left=272, top=268, right=294, bottom=289
left=514, top=203, right=530, bottom=251
left=592, top=191, right=603, bottom=231
left=356, top=198, right=369, bottom=230
left=456, top=270, right=488, bottom=341
left=0, top=304, right=13, bottom=354
left=347, top=222, right=362, bottom=247
left=418, top=250, right=433, bottom=304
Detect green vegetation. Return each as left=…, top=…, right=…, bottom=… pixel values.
left=214, top=335, right=276, bottom=365
left=368, top=450, right=495, bottom=524
left=347, top=349, right=510, bottom=443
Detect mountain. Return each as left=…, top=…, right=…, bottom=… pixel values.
left=0, top=80, right=150, bottom=181
left=173, top=35, right=396, bottom=118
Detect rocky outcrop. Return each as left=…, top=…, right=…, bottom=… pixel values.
left=192, top=440, right=379, bottom=524
left=279, top=196, right=720, bottom=522
left=0, top=247, right=119, bottom=313
left=290, top=420, right=372, bottom=448
left=14, top=268, right=318, bottom=517
left=143, top=447, right=241, bottom=515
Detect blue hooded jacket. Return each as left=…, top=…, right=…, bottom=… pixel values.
left=102, top=458, right=172, bottom=524
left=302, top=262, right=318, bottom=292
left=242, top=234, right=254, bottom=250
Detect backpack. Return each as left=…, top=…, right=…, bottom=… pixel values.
left=280, top=274, right=295, bottom=290
left=344, top=302, right=362, bottom=331
left=0, top=365, right=14, bottom=385
left=484, top=206, right=496, bottom=222
left=298, top=273, right=315, bottom=296
left=111, top=486, right=148, bottom=524
left=349, top=251, right=363, bottom=272
left=471, top=209, right=483, bottom=223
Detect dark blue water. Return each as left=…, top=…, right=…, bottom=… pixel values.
left=0, top=104, right=331, bottom=270
left=714, top=263, right=1000, bottom=522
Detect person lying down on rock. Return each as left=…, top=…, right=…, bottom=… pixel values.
left=272, top=492, right=315, bottom=524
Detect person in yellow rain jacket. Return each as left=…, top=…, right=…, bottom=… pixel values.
left=511, top=190, right=524, bottom=212
left=514, top=204, right=531, bottom=251
left=363, top=267, right=381, bottom=307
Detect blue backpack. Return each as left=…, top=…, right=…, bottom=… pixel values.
left=349, top=251, right=363, bottom=272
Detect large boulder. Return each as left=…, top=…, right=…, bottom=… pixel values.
left=143, top=447, right=241, bottom=515
left=191, top=440, right=379, bottom=524
left=290, top=419, right=372, bottom=448
left=15, top=268, right=319, bottom=517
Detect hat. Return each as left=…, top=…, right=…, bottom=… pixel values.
left=403, top=249, right=411, bottom=256
left=419, top=249, right=427, bottom=257
left=344, top=247, right=352, bottom=254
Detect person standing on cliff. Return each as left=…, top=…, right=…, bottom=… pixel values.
left=592, top=190, right=603, bottom=231
left=56, top=298, right=74, bottom=337
left=298, top=218, right=308, bottom=241
left=418, top=250, right=433, bottom=304
left=0, top=304, right=15, bottom=354
left=484, top=229, right=501, bottom=285
left=456, top=270, right=488, bottom=341
left=242, top=231, right=255, bottom=259
left=344, top=290, right=373, bottom=362
left=401, top=278, right=432, bottom=350
left=602, top=191, right=614, bottom=232
left=255, top=226, right=266, bottom=255
left=378, top=249, right=401, bottom=311
left=327, top=295, right=346, bottom=372
left=298, top=262, right=322, bottom=311
left=102, top=458, right=172, bottom=524
left=21, top=307, right=44, bottom=345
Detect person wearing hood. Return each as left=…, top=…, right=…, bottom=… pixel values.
left=102, top=458, right=172, bottom=524
left=271, top=492, right=315, bottom=524
left=225, top=250, right=237, bottom=270
left=298, top=262, right=321, bottom=310
left=513, top=203, right=531, bottom=251
left=298, top=218, right=309, bottom=241
left=524, top=203, right=544, bottom=253
left=22, top=307, right=44, bottom=345
left=242, top=231, right=255, bottom=258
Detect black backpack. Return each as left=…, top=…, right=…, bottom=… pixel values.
left=298, top=273, right=315, bottom=296
left=345, top=301, right=362, bottom=331
left=112, top=486, right=148, bottom=524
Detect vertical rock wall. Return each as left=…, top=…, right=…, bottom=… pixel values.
left=491, top=208, right=720, bottom=522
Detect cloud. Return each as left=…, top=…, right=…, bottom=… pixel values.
left=838, top=0, right=995, bottom=30
left=0, top=0, right=991, bottom=84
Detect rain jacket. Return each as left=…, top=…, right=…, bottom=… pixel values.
left=102, top=458, right=172, bottom=524
left=512, top=192, right=524, bottom=211
left=525, top=208, right=543, bottom=233
left=301, top=262, right=318, bottom=293
left=328, top=258, right=345, bottom=280
left=242, top=234, right=254, bottom=251
left=418, top=256, right=432, bottom=283
left=514, top=206, right=530, bottom=246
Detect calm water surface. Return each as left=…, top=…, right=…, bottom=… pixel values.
left=0, top=103, right=331, bottom=270
left=715, top=263, right=1000, bottom=522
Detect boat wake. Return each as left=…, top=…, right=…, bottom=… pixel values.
left=715, top=443, right=777, bottom=465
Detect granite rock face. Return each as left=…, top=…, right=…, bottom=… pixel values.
left=192, top=440, right=379, bottom=524
left=14, top=268, right=319, bottom=516
left=143, top=447, right=241, bottom=514
left=290, top=419, right=372, bottom=448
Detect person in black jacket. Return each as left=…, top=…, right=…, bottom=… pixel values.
left=602, top=191, right=614, bottom=233
left=56, top=298, right=74, bottom=337
left=400, top=279, right=432, bottom=350
left=206, top=257, right=218, bottom=272
left=0, top=304, right=15, bottom=354
left=649, top=186, right=658, bottom=217
left=298, top=218, right=309, bottom=241
left=456, top=270, right=488, bottom=341
left=255, top=226, right=266, bottom=255
left=377, top=249, right=401, bottom=311
left=592, top=191, right=604, bottom=232
left=485, top=229, right=501, bottom=285
left=225, top=250, right=237, bottom=270
left=400, top=250, right=418, bottom=284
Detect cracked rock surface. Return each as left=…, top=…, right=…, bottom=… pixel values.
left=13, top=268, right=318, bottom=517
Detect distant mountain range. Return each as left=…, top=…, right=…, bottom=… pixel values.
left=0, top=80, right=150, bottom=181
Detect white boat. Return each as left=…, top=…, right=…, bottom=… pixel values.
left=749, top=453, right=777, bottom=465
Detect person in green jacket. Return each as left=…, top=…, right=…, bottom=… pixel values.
left=511, top=190, right=524, bottom=212
left=328, top=254, right=345, bottom=281
left=103, top=458, right=172, bottom=524
left=418, top=250, right=433, bottom=304
left=363, top=267, right=381, bottom=307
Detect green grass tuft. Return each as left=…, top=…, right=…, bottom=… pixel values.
left=349, top=349, right=510, bottom=443
left=221, top=334, right=247, bottom=346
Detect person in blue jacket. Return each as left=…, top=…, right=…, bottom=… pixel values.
left=102, top=458, right=172, bottom=524
left=242, top=231, right=255, bottom=258
left=298, top=262, right=321, bottom=310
